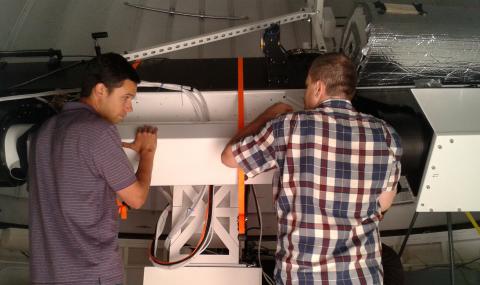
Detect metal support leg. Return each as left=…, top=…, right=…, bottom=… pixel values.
left=447, top=212, right=455, bottom=285
left=399, top=211, right=419, bottom=257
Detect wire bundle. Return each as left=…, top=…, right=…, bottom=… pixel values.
left=138, top=81, right=210, bottom=121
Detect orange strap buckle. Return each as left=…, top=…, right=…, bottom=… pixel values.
left=116, top=199, right=128, bottom=220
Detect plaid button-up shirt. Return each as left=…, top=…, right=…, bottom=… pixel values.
left=233, top=99, right=402, bottom=285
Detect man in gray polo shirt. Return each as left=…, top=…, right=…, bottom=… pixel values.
left=28, top=53, right=157, bottom=285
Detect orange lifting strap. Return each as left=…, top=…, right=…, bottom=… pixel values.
left=237, top=57, right=246, bottom=235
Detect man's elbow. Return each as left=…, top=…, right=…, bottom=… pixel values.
left=380, top=201, right=393, bottom=213
left=378, top=191, right=396, bottom=212
left=221, top=145, right=238, bottom=168
left=127, top=197, right=145, bottom=210
left=117, top=182, right=149, bottom=210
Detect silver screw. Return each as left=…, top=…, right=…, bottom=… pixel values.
left=421, top=203, right=425, bottom=206
left=450, top=139, right=454, bottom=143
left=429, top=208, right=434, bottom=212
left=437, top=145, right=442, bottom=149
left=426, top=185, right=431, bottom=189
left=431, top=166, right=436, bottom=170
left=457, top=208, right=462, bottom=212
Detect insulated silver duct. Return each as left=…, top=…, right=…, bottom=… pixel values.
left=342, top=3, right=480, bottom=86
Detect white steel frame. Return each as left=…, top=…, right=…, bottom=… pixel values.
left=169, top=185, right=239, bottom=264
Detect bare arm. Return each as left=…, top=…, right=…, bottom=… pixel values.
left=378, top=190, right=397, bottom=213
left=221, top=102, right=293, bottom=168
left=378, top=124, right=402, bottom=214
left=117, top=126, right=157, bottom=209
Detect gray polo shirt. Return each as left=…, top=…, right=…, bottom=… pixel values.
left=29, top=102, right=136, bottom=285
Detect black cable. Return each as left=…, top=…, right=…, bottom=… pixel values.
left=251, top=185, right=262, bottom=227
left=7, top=61, right=86, bottom=90
left=243, top=184, right=251, bottom=261
left=246, top=227, right=261, bottom=233
left=252, top=185, right=276, bottom=285
left=457, top=256, right=480, bottom=269
left=419, top=256, right=480, bottom=271
left=0, top=49, right=62, bottom=59
left=61, top=55, right=95, bottom=58
left=244, top=185, right=266, bottom=262
left=251, top=185, right=263, bottom=265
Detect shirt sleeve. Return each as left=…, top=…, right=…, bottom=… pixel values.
left=232, top=120, right=277, bottom=178
left=92, top=125, right=137, bottom=192
left=383, top=123, right=403, bottom=192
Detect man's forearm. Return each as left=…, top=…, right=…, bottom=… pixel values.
left=117, top=126, right=157, bottom=209
left=229, top=113, right=272, bottom=144
left=221, top=115, right=270, bottom=168
left=222, top=102, right=292, bottom=168
left=135, top=151, right=155, bottom=200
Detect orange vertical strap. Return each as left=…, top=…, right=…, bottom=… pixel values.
left=131, top=59, right=142, bottom=70
left=237, top=57, right=246, bottom=235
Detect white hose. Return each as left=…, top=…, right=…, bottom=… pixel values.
left=152, top=187, right=173, bottom=256
left=163, top=185, right=208, bottom=250
left=152, top=188, right=215, bottom=270
left=138, top=81, right=210, bottom=121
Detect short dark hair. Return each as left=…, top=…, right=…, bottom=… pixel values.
left=80, top=53, right=140, bottom=98
left=308, top=53, right=357, bottom=100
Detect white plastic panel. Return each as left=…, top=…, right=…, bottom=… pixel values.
left=412, top=88, right=480, bottom=134
left=117, top=90, right=302, bottom=186
left=125, top=89, right=304, bottom=122
left=412, top=88, right=480, bottom=212
left=117, top=123, right=273, bottom=186
left=416, top=133, right=480, bottom=212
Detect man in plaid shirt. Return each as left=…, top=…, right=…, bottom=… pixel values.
left=221, top=53, right=402, bottom=284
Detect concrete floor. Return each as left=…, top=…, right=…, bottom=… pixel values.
left=404, top=268, right=480, bottom=285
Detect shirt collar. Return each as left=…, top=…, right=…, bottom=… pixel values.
left=62, top=101, right=96, bottom=113
left=317, top=98, right=354, bottom=110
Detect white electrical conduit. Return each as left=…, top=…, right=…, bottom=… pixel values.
left=197, top=187, right=219, bottom=253
left=138, top=81, right=210, bottom=121
left=150, top=186, right=215, bottom=269
left=185, top=87, right=210, bottom=121
left=153, top=187, right=173, bottom=257
left=0, top=82, right=211, bottom=121
left=170, top=197, right=216, bottom=270
left=163, top=185, right=208, bottom=251
left=153, top=204, right=171, bottom=257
